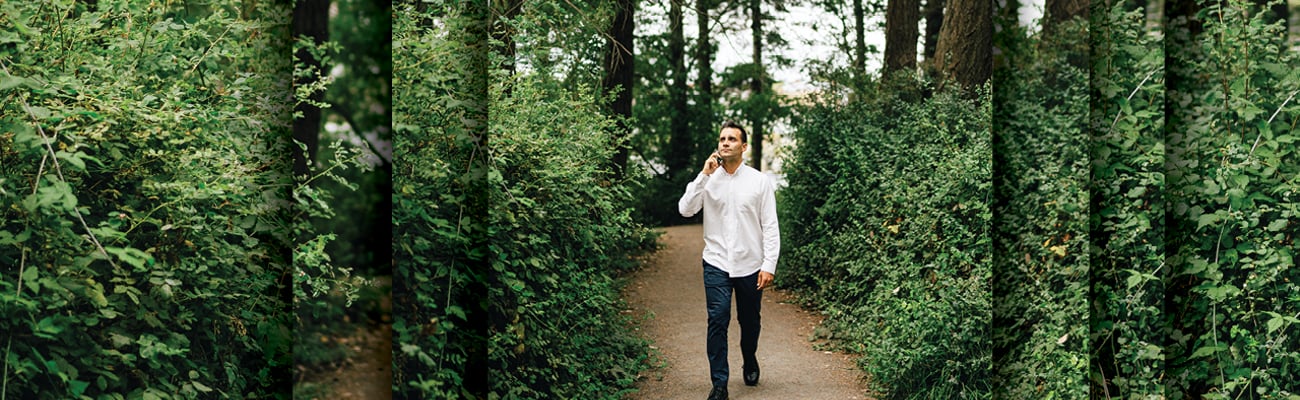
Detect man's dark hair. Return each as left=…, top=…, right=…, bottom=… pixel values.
left=721, top=120, right=748, bottom=143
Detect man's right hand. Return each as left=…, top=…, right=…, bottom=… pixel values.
left=704, top=151, right=721, bottom=175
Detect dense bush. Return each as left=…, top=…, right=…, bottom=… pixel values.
left=391, top=4, right=655, bottom=398
left=990, top=18, right=1092, bottom=399
left=779, top=81, right=992, bottom=398
left=1165, top=0, right=1300, bottom=397
left=1, top=2, right=294, bottom=398
left=390, top=3, right=490, bottom=398
left=1089, top=1, right=1166, bottom=397
left=485, top=76, right=658, bottom=399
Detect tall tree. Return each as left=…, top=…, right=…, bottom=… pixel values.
left=697, top=0, right=716, bottom=144
left=933, top=0, right=991, bottom=89
left=293, top=0, right=329, bottom=177
left=855, top=0, right=868, bottom=80
left=923, top=0, right=944, bottom=61
left=884, top=0, right=921, bottom=73
left=750, top=0, right=765, bottom=170
left=1043, top=0, right=1087, bottom=34
left=668, top=0, right=693, bottom=178
left=604, top=0, right=635, bottom=176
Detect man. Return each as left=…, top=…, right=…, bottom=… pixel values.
left=678, top=121, right=780, bottom=400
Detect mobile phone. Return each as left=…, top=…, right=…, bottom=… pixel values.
left=713, top=155, right=724, bottom=167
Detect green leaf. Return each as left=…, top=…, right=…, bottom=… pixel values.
left=21, top=265, right=38, bottom=287
left=35, top=316, right=63, bottom=337
left=1190, top=345, right=1223, bottom=359
left=1265, top=219, right=1287, bottom=231
left=56, top=151, right=86, bottom=171
left=1267, top=315, right=1285, bottom=333
left=105, top=247, right=152, bottom=270
left=446, top=305, right=467, bottom=321
left=191, top=381, right=213, bottom=392
left=68, top=380, right=89, bottom=397
left=1197, top=212, right=1221, bottom=230
left=1124, top=269, right=1147, bottom=289
left=0, top=74, right=25, bottom=91
left=1238, top=103, right=1265, bottom=121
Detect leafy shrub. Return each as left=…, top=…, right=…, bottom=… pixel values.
left=1089, top=2, right=1166, bottom=397
left=390, top=3, right=490, bottom=399
left=485, top=75, right=657, bottom=399
left=990, top=18, right=1092, bottom=399
left=1164, top=0, right=1300, bottom=397
left=780, top=81, right=993, bottom=399
left=1, top=2, right=294, bottom=398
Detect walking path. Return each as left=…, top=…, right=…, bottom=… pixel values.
left=625, top=225, right=872, bottom=399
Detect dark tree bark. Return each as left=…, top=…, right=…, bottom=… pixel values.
left=750, top=0, right=764, bottom=171
left=923, top=0, right=944, bottom=61
left=603, top=0, right=635, bottom=177
left=1044, top=0, right=1088, bottom=33
left=884, top=0, right=921, bottom=74
left=933, top=0, right=991, bottom=89
left=854, top=0, right=868, bottom=80
left=668, top=0, right=694, bottom=179
left=696, top=0, right=715, bottom=152
left=293, top=0, right=328, bottom=178
left=491, top=0, right=522, bottom=75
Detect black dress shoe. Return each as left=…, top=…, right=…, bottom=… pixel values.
left=707, top=385, right=728, bottom=400
left=743, top=364, right=760, bottom=386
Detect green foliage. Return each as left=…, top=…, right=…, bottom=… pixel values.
left=390, top=3, right=490, bottom=398
left=780, top=82, right=993, bottom=399
left=1, top=1, right=293, bottom=398
left=486, top=76, right=657, bottom=399
left=393, top=4, right=656, bottom=398
left=1089, top=2, right=1166, bottom=397
left=990, top=16, right=1092, bottom=400
left=1165, top=0, right=1300, bottom=397
left=292, top=0, right=391, bottom=381
left=315, top=0, right=393, bottom=276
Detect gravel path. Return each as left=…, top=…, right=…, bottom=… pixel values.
left=625, top=225, right=872, bottom=400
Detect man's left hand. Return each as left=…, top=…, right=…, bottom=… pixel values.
left=757, top=271, right=774, bottom=290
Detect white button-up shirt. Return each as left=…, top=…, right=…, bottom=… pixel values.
left=677, top=165, right=780, bottom=277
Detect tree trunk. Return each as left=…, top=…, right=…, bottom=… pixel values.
left=750, top=0, right=764, bottom=171
left=923, top=0, right=944, bottom=61
left=603, top=0, right=635, bottom=177
left=491, top=0, right=522, bottom=75
left=668, top=0, right=692, bottom=179
left=933, top=0, right=991, bottom=90
left=697, top=0, right=715, bottom=155
left=885, top=0, right=921, bottom=74
left=293, top=0, right=328, bottom=178
left=1044, top=0, right=1088, bottom=33
left=854, top=0, right=867, bottom=80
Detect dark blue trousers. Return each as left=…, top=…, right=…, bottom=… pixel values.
left=703, top=261, right=762, bottom=388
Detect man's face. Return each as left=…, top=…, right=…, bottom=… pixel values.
left=717, top=127, right=746, bottom=161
